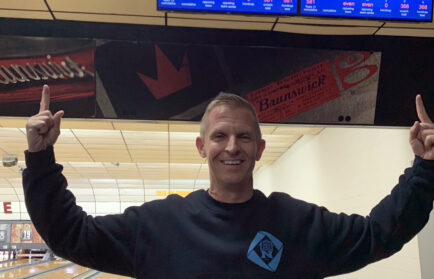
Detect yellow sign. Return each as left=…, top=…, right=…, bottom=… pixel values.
left=156, top=190, right=191, bottom=197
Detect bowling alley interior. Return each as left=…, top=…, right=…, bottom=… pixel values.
left=0, top=1, right=433, bottom=279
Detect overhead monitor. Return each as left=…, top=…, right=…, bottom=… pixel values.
left=157, top=0, right=298, bottom=15
left=300, top=0, right=433, bottom=22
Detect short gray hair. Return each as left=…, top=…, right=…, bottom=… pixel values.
left=200, top=92, right=262, bottom=142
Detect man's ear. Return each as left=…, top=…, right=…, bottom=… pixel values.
left=255, top=139, right=266, bottom=161
left=196, top=136, right=207, bottom=158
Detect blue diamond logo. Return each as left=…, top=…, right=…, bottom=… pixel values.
left=247, top=231, right=283, bottom=272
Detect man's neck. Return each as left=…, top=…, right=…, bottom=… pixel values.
left=207, top=183, right=254, bottom=204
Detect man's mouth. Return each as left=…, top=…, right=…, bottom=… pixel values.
left=222, top=160, right=242, bottom=165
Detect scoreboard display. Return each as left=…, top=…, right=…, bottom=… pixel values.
left=157, top=0, right=298, bottom=15
left=300, top=0, right=432, bottom=22
left=157, top=0, right=432, bottom=21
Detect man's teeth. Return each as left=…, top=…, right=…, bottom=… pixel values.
left=223, top=160, right=241, bottom=165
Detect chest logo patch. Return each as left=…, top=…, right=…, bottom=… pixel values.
left=247, top=231, right=283, bottom=272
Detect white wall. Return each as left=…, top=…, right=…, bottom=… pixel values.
left=254, top=127, right=422, bottom=279
left=418, top=209, right=434, bottom=279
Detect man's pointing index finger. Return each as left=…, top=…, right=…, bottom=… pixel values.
left=39, top=84, right=50, bottom=113
left=416, top=94, right=433, bottom=124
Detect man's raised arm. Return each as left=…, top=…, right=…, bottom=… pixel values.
left=22, top=85, right=137, bottom=277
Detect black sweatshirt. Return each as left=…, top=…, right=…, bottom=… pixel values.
left=23, top=146, right=434, bottom=279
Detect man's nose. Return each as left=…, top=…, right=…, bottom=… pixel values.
left=225, top=136, right=240, bottom=154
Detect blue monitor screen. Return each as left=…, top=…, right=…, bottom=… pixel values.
left=157, top=0, right=298, bottom=15
left=300, top=0, right=432, bottom=22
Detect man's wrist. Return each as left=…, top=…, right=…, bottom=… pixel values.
left=25, top=146, right=55, bottom=168
left=27, top=144, right=48, bottom=153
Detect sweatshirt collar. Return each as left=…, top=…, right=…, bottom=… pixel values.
left=198, top=189, right=266, bottom=214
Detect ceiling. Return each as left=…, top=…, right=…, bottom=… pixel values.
left=0, top=117, right=322, bottom=215
left=0, top=118, right=322, bottom=181
left=0, top=0, right=432, bottom=37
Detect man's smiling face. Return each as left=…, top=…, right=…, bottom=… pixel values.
left=196, top=105, right=266, bottom=189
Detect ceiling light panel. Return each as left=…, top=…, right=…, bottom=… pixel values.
left=138, top=164, right=169, bottom=180
left=67, top=179, right=92, bottom=188
left=102, top=163, right=141, bottom=179
left=89, top=178, right=117, bottom=188
left=117, top=179, right=143, bottom=188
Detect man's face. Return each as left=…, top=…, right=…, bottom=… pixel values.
left=196, top=105, right=266, bottom=188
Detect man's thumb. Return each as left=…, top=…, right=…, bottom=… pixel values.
left=53, top=110, right=64, bottom=128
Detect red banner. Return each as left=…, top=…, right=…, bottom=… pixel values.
left=0, top=47, right=95, bottom=104
left=244, top=60, right=341, bottom=123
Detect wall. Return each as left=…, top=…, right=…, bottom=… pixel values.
left=418, top=210, right=434, bottom=279
left=254, top=127, right=428, bottom=279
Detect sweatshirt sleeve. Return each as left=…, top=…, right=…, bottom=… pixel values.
left=322, top=157, right=434, bottom=276
left=22, top=146, right=138, bottom=277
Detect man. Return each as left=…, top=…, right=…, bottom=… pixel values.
left=24, top=85, right=433, bottom=278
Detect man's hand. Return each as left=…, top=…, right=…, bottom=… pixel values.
left=26, top=85, right=64, bottom=153
left=409, top=95, right=434, bottom=160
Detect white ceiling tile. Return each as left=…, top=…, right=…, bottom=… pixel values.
left=94, top=188, right=119, bottom=195
left=70, top=188, right=94, bottom=195
left=62, top=120, right=114, bottom=130
left=75, top=195, right=96, bottom=202
left=0, top=188, right=16, bottom=194
left=0, top=10, right=52, bottom=20
left=376, top=27, right=434, bottom=37
left=68, top=179, right=92, bottom=188
left=383, top=21, right=434, bottom=29
left=114, top=122, right=168, bottom=132
left=279, top=17, right=383, bottom=27
left=89, top=178, right=117, bottom=187
left=120, top=195, right=144, bottom=202
left=119, top=188, right=144, bottom=196
left=143, top=180, right=170, bottom=187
